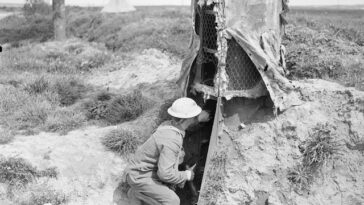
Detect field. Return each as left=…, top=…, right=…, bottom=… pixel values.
left=0, top=4, right=363, bottom=205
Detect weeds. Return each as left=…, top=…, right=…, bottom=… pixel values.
left=15, top=182, right=67, bottom=205
left=288, top=124, right=341, bottom=193
left=83, top=91, right=114, bottom=121
left=102, top=128, right=140, bottom=157
left=84, top=90, right=149, bottom=124
left=23, top=76, right=49, bottom=95
left=104, top=90, right=148, bottom=124
left=44, top=107, right=86, bottom=135
left=0, top=129, right=14, bottom=145
left=53, top=77, right=88, bottom=106
left=0, top=157, right=57, bottom=188
left=19, top=187, right=68, bottom=205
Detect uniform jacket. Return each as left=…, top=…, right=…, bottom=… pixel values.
left=126, top=121, right=188, bottom=186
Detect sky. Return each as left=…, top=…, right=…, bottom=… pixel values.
left=0, top=0, right=364, bottom=6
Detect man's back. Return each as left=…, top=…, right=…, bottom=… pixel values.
left=126, top=122, right=188, bottom=185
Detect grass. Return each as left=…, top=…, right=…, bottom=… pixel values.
left=0, top=157, right=58, bottom=190
left=284, top=8, right=364, bottom=90
left=102, top=128, right=140, bottom=157
left=0, top=129, right=14, bottom=144
left=44, top=107, right=86, bottom=135
left=1, top=6, right=362, bottom=89
left=18, top=185, right=68, bottom=205
left=288, top=124, right=341, bottom=193
left=84, top=90, right=150, bottom=125
left=0, top=39, right=113, bottom=136
left=53, top=77, right=88, bottom=106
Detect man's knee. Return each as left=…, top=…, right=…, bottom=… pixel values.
left=165, top=193, right=180, bottom=205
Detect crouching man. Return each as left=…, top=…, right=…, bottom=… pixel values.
left=124, top=97, right=210, bottom=205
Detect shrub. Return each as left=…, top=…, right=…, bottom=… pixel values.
left=287, top=165, right=313, bottom=193
left=0, top=129, right=14, bottom=145
left=16, top=183, right=67, bottom=205
left=0, top=157, right=38, bottom=188
left=84, top=90, right=149, bottom=124
left=301, top=124, right=341, bottom=171
left=44, top=107, right=86, bottom=134
left=12, top=100, right=51, bottom=130
left=0, top=87, right=52, bottom=130
left=20, top=188, right=67, bottom=205
left=288, top=124, right=341, bottom=193
left=102, top=128, right=140, bottom=157
left=0, top=157, right=58, bottom=192
left=23, top=76, right=49, bottom=94
left=106, top=90, right=149, bottom=124
left=83, top=91, right=114, bottom=120
left=53, top=77, right=88, bottom=106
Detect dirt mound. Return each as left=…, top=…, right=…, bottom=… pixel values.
left=201, top=79, right=364, bottom=205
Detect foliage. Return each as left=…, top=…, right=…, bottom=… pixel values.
left=53, top=77, right=88, bottom=106
left=301, top=124, right=341, bottom=170
left=0, top=157, right=57, bottom=190
left=284, top=8, right=364, bottom=90
left=23, top=76, right=49, bottom=95
left=0, top=129, right=14, bottom=145
left=0, top=87, right=52, bottom=130
left=102, top=128, right=140, bottom=157
left=84, top=90, right=149, bottom=124
left=19, top=187, right=68, bottom=205
left=0, top=157, right=38, bottom=188
left=44, top=107, right=86, bottom=135
left=104, top=90, right=148, bottom=124
left=83, top=91, right=114, bottom=120
left=288, top=124, right=341, bottom=193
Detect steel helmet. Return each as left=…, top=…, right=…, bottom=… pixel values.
left=167, top=97, right=202, bottom=119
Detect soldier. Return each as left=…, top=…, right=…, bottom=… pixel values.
left=124, top=97, right=210, bottom=205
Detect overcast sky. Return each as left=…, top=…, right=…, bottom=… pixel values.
left=1, top=0, right=364, bottom=6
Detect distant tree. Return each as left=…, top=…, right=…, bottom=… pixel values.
left=52, top=0, right=66, bottom=41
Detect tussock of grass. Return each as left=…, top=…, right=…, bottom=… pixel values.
left=18, top=186, right=68, bottom=205
left=0, top=157, right=58, bottom=189
left=53, top=77, right=88, bottom=106
left=84, top=90, right=149, bottom=125
left=0, top=87, right=52, bottom=130
left=0, top=129, right=14, bottom=145
left=102, top=128, right=140, bottom=157
left=105, top=90, right=148, bottom=124
left=23, top=76, right=49, bottom=95
left=44, top=107, right=86, bottom=135
left=288, top=124, right=341, bottom=193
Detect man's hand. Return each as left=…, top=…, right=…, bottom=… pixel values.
left=186, top=164, right=197, bottom=181
left=197, top=110, right=211, bottom=123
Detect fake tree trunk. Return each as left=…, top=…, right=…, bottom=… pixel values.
left=52, top=0, right=66, bottom=41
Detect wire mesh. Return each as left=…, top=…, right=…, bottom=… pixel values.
left=225, top=39, right=262, bottom=90
left=196, top=4, right=218, bottom=66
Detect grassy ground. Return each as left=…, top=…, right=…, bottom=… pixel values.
left=0, top=4, right=363, bottom=150
left=284, top=8, right=364, bottom=90
left=1, top=6, right=362, bottom=89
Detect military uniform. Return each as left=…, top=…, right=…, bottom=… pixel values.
left=125, top=121, right=188, bottom=205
